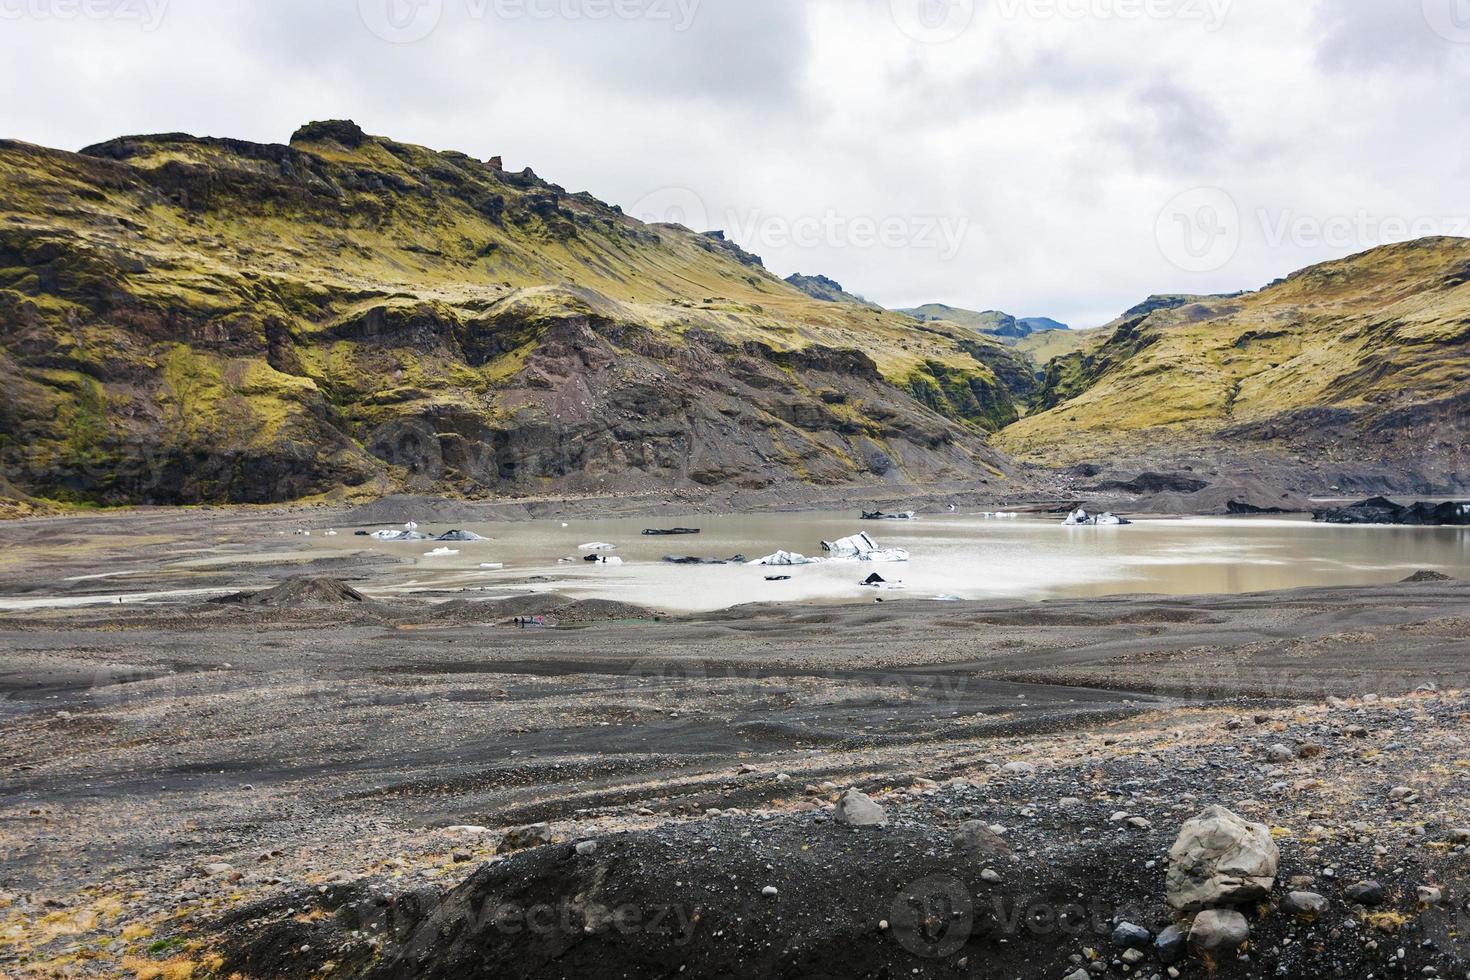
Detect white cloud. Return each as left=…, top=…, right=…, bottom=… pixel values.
left=1, top=0, right=1467, bottom=327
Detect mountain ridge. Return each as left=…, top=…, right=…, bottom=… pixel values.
left=0, top=121, right=1027, bottom=506
left=899, top=303, right=1070, bottom=342
left=1000, top=237, right=1470, bottom=490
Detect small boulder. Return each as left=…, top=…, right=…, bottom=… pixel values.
left=1111, top=922, right=1152, bottom=949
left=500, top=824, right=555, bottom=852
left=833, top=789, right=888, bottom=827
left=1189, top=909, right=1250, bottom=958
left=952, top=821, right=1010, bottom=857
left=1155, top=924, right=1186, bottom=965
left=1346, top=881, right=1386, bottom=906
left=1281, top=891, right=1329, bottom=919
left=1166, top=806, right=1280, bottom=911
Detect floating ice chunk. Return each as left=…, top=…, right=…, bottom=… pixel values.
left=1063, top=509, right=1131, bottom=526
left=579, top=542, right=617, bottom=552
left=436, top=530, right=487, bottom=542
left=822, top=532, right=910, bottom=563
left=749, top=551, right=824, bottom=566
left=425, top=547, right=460, bottom=557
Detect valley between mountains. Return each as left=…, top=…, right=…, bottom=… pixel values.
left=1, top=120, right=1467, bottom=517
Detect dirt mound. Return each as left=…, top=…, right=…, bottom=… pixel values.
left=218, top=815, right=1100, bottom=980
left=1403, top=570, right=1457, bottom=583
left=429, top=594, right=661, bottom=625
left=225, top=577, right=368, bottom=607
left=1093, top=471, right=1209, bottom=495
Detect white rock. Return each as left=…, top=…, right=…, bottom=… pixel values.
left=1166, top=806, right=1279, bottom=911
left=1189, top=909, right=1250, bottom=957
left=833, top=789, right=888, bottom=827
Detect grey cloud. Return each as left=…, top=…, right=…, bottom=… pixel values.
left=0, top=0, right=1466, bottom=329
left=1313, top=0, right=1449, bottom=72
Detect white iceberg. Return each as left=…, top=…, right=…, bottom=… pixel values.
left=1063, top=508, right=1131, bottom=527
left=821, top=532, right=910, bottom=563
left=587, top=555, right=624, bottom=566
left=748, top=551, right=824, bottom=566
left=425, top=547, right=460, bottom=557
left=579, top=542, right=618, bottom=552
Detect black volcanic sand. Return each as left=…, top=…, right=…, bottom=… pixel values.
left=0, top=509, right=1468, bottom=977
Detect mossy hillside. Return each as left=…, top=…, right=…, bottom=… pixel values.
left=999, top=238, right=1470, bottom=465
left=1014, top=325, right=1107, bottom=366
left=0, top=124, right=1014, bottom=504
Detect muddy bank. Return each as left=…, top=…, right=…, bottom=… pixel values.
left=1, top=577, right=1468, bottom=976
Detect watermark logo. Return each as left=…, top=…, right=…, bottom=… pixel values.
left=359, top=0, right=701, bottom=43
left=630, top=186, right=971, bottom=260
left=0, top=0, right=169, bottom=31
left=890, top=0, right=977, bottom=43
left=1423, top=0, right=1470, bottom=43
left=366, top=418, right=446, bottom=485
left=988, top=0, right=1231, bottom=31
left=1258, top=209, right=1470, bottom=250
left=359, top=0, right=444, bottom=43
left=890, top=875, right=974, bottom=958
left=1156, top=186, right=1240, bottom=273
left=888, top=876, right=1112, bottom=957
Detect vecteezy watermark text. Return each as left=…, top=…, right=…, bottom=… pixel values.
left=727, top=209, right=971, bottom=261
left=629, top=187, right=971, bottom=261
left=991, top=0, right=1231, bottom=30
left=1157, top=184, right=1470, bottom=273
left=1259, top=209, right=1470, bottom=250
left=359, top=0, right=700, bottom=43
left=0, top=0, right=167, bottom=30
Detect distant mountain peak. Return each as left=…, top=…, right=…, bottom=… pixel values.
left=898, top=304, right=1069, bottom=340
left=785, top=273, right=875, bottom=306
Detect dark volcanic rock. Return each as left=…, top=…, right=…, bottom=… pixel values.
left=1314, top=497, right=1470, bottom=526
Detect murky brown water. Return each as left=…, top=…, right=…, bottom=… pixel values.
left=306, top=511, right=1470, bottom=612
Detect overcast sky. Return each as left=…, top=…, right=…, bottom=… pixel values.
left=4, top=0, right=1468, bottom=327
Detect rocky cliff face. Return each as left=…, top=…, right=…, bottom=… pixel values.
left=783, top=273, right=876, bottom=307
left=0, top=122, right=1019, bottom=506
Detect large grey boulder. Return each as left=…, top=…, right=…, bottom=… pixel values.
left=833, top=789, right=888, bottom=827
left=1166, top=806, right=1279, bottom=911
